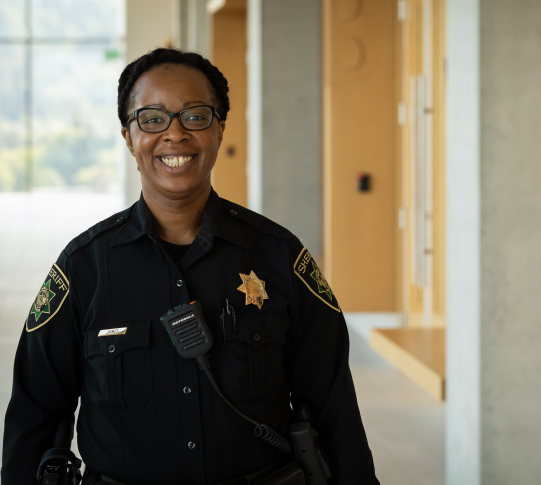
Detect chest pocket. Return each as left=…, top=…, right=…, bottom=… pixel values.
left=213, top=314, right=288, bottom=401
left=83, top=321, right=153, bottom=411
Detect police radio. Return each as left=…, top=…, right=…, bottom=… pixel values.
left=160, top=301, right=213, bottom=360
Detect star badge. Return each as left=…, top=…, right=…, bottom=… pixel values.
left=30, top=279, right=56, bottom=322
left=237, top=271, right=269, bottom=309
left=310, top=261, right=334, bottom=301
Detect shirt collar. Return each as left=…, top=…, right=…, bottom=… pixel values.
left=205, top=188, right=250, bottom=250
left=110, top=189, right=250, bottom=251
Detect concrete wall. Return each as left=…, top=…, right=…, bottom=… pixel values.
left=259, top=0, right=322, bottom=256
left=447, top=1, right=541, bottom=483
left=480, top=0, right=541, bottom=482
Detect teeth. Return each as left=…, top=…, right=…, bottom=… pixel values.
left=160, top=155, right=194, bottom=167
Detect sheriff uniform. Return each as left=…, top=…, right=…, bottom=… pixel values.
left=1, top=189, right=379, bottom=485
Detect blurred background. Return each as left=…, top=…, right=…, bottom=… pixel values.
left=2, top=1, right=540, bottom=484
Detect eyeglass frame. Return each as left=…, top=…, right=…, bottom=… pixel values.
left=126, top=105, right=221, bottom=133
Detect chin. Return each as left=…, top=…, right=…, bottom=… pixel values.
left=158, top=177, right=206, bottom=196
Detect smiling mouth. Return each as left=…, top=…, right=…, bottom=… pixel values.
left=159, top=155, right=196, bottom=168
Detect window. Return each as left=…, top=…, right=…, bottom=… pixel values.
left=0, top=0, right=125, bottom=192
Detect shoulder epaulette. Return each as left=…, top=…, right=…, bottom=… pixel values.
left=64, top=204, right=135, bottom=257
left=219, top=197, right=297, bottom=245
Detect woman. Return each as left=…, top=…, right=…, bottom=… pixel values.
left=2, top=48, right=379, bottom=485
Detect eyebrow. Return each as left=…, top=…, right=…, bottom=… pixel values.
left=140, top=100, right=209, bottom=110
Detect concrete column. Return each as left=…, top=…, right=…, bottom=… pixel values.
left=187, top=0, right=210, bottom=56
left=248, top=0, right=322, bottom=256
left=447, top=1, right=541, bottom=483
left=247, top=0, right=262, bottom=213
left=446, top=0, right=481, bottom=482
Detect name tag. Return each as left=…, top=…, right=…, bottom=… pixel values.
left=98, top=327, right=128, bottom=337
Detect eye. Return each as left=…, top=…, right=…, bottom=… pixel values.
left=138, top=110, right=168, bottom=125
left=186, top=114, right=208, bottom=121
left=143, top=115, right=166, bottom=124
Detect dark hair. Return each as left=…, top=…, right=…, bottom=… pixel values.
left=117, top=47, right=230, bottom=127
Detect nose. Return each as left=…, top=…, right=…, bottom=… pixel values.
left=162, top=115, right=190, bottom=142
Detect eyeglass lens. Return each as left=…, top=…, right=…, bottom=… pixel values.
left=137, top=107, right=213, bottom=132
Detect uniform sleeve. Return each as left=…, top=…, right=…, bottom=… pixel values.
left=286, top=240, right=379, bottom=485
left=1, top=250, right=84, bottom=485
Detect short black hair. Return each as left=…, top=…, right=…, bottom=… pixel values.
left=117, top=47, right=230, bottom=127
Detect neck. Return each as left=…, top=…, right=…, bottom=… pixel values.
left=142, top=184, right=211, bottom=245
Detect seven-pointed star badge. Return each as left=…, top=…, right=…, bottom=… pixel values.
left=30, top=279, right=56, bottom=321
left=237, top=271, right=269, bottom=309
left=310, top=261, right=334, bottom=300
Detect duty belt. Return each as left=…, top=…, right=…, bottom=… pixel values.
left=86, top=465, right=274, bottom=485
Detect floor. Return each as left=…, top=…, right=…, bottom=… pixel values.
left=0, top=192, right=445, bottom=484
left=349, top=330, right=445, bottom=485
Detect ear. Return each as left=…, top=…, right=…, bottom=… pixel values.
left=217, top=120, right=226, bottom=146
left=121, top=127, right=135, bottom=156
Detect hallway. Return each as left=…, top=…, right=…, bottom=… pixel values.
left=0, top=193, right=445, bottom=484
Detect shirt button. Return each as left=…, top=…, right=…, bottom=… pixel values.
left=117, top=216, right=124, bottom=222
left=230, top=209, right=238, bottom=215
left=177, top=280, right=184, bottom=287
left=188, top=441, right=196, bottom=450
left=183, top=386, right=192, bottom=394
left=253, top=334, right=260, bottom=342
left=108, top=345, right=116, bottom=353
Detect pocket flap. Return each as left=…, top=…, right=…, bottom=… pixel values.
left=84, top=321, right=151, bottom=359
left=225, top=314, right=288, bottom=348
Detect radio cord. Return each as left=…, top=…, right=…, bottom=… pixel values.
left=196, top=355, right=292, bottom=455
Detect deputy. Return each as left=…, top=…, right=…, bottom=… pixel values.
left=1, top=48, right=379, bottom=485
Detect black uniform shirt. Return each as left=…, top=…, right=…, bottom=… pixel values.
left=1, top=189, right=379, bottom=485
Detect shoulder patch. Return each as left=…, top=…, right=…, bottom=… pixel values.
left=294, top=247, right=341, bottom=312
left=26, top=264, right=70, bottom=332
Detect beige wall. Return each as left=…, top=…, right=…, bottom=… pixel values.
left=323, top=0, right=397, bottom=312
left=210, top=1, right=247, bottom=207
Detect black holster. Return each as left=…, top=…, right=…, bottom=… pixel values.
left=37, top=418, right=82, bottom=485
left=37, top=447, right=82, bottom=485
left=289, top=405, right=332, bottom=485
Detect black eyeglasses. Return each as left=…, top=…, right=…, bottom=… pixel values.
left=127, top=105, right=221, bottom=133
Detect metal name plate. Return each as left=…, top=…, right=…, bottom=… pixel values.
left=98, top=327, right=128, bottom=337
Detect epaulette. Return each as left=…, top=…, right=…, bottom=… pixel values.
left=219, top=197, right=297, bottom=245
left=64, top=204, right=135, bottom=257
